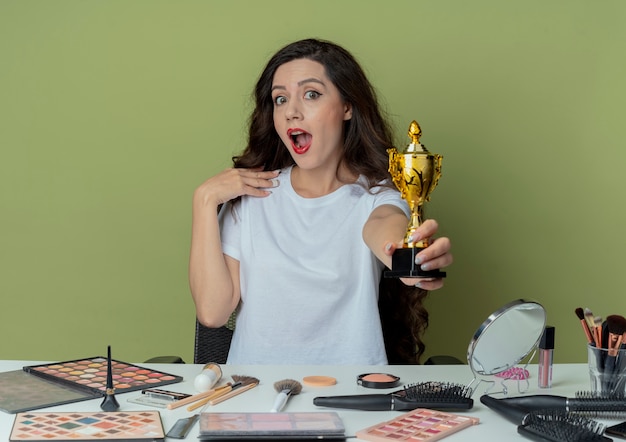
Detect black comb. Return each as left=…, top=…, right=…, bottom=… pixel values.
left=313, top=381, right=473, bottom=411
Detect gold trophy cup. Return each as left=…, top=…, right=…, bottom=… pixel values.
left=385, top=120, right=446, bottom=278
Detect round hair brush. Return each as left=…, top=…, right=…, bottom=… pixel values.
left=270, top=379, right=302, bottom=412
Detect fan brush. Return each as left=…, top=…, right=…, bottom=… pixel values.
left=313, top=381, right=473, bottom=411
left=270, top=379, right=302, bottom=412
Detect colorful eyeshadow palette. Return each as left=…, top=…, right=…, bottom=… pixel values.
left=23, top=357, right=182, bottom=396
left=356, top=408, right=479, bottom=442
left=198, top=412, right=346, bottom=440
left=9, top=411, right=165, bottom=441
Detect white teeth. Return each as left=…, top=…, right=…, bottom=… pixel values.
left=290, top=130, right=303, bottom=135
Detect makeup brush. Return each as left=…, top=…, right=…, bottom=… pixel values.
left=271, top=379, right=302, bottom=412
left=209, top=376, right=259, bottom=406
left=100, top=345, right=120, bottom=412
left=575, top=307, right=594, bottom=345
left=481, top=392, right=626, bottom=418
left=314, top=381, right=473, bottom=411
left=584, top=308, right=596, bottom=330
left=593, top=316, right=604, bottom=349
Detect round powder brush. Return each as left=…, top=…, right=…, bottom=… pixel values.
left=271, top=379, right=302, bottom=412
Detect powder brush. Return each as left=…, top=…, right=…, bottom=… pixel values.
left=270, top=379, right=302, bottom=412
left=314, top=381, right=473, bottom=411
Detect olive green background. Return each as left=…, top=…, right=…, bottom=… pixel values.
left=1, top=1, right=624, bottom=365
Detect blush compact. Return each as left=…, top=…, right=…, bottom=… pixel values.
left=357, top=373, right=400, bottom=389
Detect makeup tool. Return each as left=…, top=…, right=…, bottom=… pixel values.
left=480, top=395, right=610, bottom=441
left=356, top=408, right=479, bottom=442
left=209, top=379, right=259, bottom=406
left=466, top=299, right=546, bottom=396
left=538, top=325, right=555, bottom=388
left=575, top=307, right=594, bottom=345
left=314, top=381, right=473, bottom=411
left=166, top=383, right=231, bottom=410
left=166, top=414, right=200, bottom=439
left=357, top=373, right=400, bottom=389
left=302, top=375, right=337, bottom=387
left=585, top=308, right=597, bottom=331
left=481, top=392, right=626, bottom=418
left=198, top=412, right=345, bottom=440
left=271, top=379, right=302, bottom=412
left=606, top=315, right=626, bottom=373
left=194, top=363, right=222, bottom=392
left=187, top=383, right=237, bottom=411
left=9, top=410, right=165, bottom=441
left=100, top=345, right=120, bottom=411
left=594, top=316, right=604, bottom=349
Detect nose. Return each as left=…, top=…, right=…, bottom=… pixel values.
left=285, top=99, right=302, bottom=120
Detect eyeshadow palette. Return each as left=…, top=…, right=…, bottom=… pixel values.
left=356, top=408, right=479, bottom=442
left=198, top=412, right=346, bottom=440
left=0, top=370, right=97, bottom=414
left=9, top=411, right=164, bottom=441
left=23, top=357, right=182, bottom=396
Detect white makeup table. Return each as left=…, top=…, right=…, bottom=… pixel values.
left=0, top=361, right=603, bottom=441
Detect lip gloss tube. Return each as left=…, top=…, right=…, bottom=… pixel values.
left=538, top=326, right=555, bottom=388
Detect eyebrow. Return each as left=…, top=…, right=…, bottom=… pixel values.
left=271, top=77, right=325, bottom=92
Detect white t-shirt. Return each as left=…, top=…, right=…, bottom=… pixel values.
left=219, top=166, right=409, bottom=364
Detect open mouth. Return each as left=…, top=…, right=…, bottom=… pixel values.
left=287, top=128, right=312, bottom=155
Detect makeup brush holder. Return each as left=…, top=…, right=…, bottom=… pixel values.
left=588, top=344, right=626, bottom=395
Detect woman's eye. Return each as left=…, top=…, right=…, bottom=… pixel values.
left=274, top=96, right=287, bottom=105
left=304, top=90, right=320, bottom=100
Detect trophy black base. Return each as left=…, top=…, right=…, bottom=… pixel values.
left=384, top=247, right=447, bottom=279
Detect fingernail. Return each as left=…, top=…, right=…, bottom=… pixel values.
left=420, top=263, right=430, bottom=271
left=385, top=243, right=392, bottom=252
left=414, top=282, right=422, bottom=288
left=414, top=255, right=423, bottom=265
left=270, top=179, right=280, bottom=187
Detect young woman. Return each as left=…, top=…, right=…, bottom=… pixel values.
left=190, top=39, right=452, bottom=364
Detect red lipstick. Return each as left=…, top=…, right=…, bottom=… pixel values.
left=287, top=128, right=311, bottom=155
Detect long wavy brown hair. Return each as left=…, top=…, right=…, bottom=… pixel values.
left=232, top=38, right=429, bottom=363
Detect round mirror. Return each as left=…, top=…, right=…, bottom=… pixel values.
left=466, top=299, right=546, bottom=391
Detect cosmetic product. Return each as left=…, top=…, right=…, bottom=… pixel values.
left=538, top=325, right=555, bottom=388
left=10, top=411, right=165, bottom=441
left=357, top=373, right=400, bottom=389
left=194, top=363, right=222, bottom=392
left=356, top=408, right=479, bottom=442
left=198, top=412, right=345, bottom=440
left=100, top=345, right=120, bottom=411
